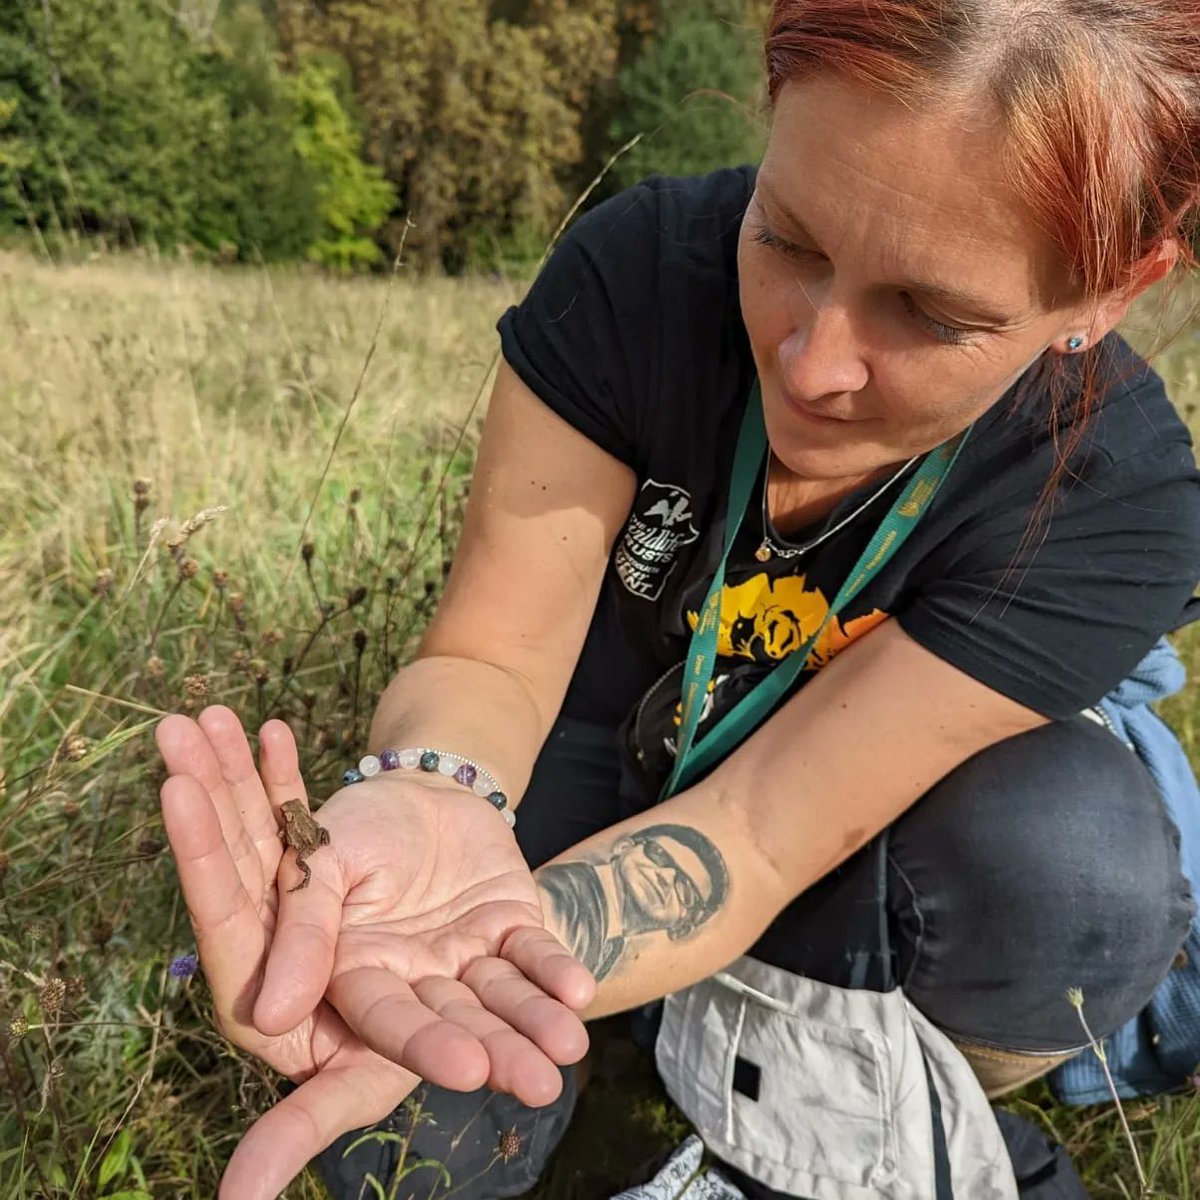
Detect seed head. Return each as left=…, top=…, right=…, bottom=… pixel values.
left=39, top=978, right=66, bottom=1016
left=183, top=674, right=209, bottom=700
left=8, top=1015, right=28, bottom=1040
left=250, top=658, right=270, bottom=685
left=261, top=628, right=284, bottom=648
left=178, top=556, right=200, bottom=581
left=497, top=1126, right=523, bottom=1163
left=144, top=655, right=165, bottom=680
left=229, top=592, right=246, bottom=614
left=346, top=586, right=367, bottom=609
left=27, top=923, right=46, bottom=944
left=354, top=629, right=368, bottom=654
left=62, top=735, right=89, bottom=762
left=301, top=540, right=314, bottom=563
left=212, top=569, right=229, bottom=590
left=349, top=487, right=362, bottom=504
left=62, top=798, right=80, bottom=820
left=166, top=506, right=228, bottom=554
left=231, top=649, right=249, bottom=670
left=133, top=478, right=153, bottom=513
left=92, top=568, right=115, bottom=597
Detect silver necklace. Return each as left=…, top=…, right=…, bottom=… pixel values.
left=755, top=454, right=920, bottom=564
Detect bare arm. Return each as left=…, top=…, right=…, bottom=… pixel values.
left=369, top=358, right=637, bottom=797
left=534, top=620, right=1048, bottom=1018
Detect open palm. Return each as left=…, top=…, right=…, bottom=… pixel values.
left=155, top=707, right=594, bottom=1196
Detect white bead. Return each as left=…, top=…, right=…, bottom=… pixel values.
left=501, top=808, right=516, bottom=828
left=398, top=749, right=420, bottom=769
left=472, top=779, right=491, bottom=797
left=358, top=755, right=381, bottom=777
left=437, top=756, right=457, bottom=775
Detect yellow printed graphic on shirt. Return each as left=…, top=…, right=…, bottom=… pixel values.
left=686, top=573, right=889, bottom=669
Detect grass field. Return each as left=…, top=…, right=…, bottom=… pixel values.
left=1, top=246, right=1198, bottom=1199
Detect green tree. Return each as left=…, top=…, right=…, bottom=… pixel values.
left=285, top=55, right=397, bottom=270
left=277, top=0, right=624, bottom=270
left=608, top=0, right=767, bottom=192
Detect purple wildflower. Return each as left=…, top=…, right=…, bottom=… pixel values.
left=169, top=952, right=198, bottom=979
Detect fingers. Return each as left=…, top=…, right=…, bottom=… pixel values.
left=412, top=975, right=569, bottom=1107
left=220, top=1060, right=419, bottom=1200
left=253, top=721, right=340, bottom=1035
left=155, top=709, right=273, bottom=902
left=199, top=706, right=290, bottom=866
left=326, top=965, right=491, bottom=1093
left=253, top=867, right=341, bottom=1037
left=159, top=772, right=267, bottom=1026
left=459, top=954, right=590, bottom=1068
left=499, top=925, right=598, bottom=1013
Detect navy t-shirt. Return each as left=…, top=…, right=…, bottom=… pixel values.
left=497, top=167, right=1200, bottom=773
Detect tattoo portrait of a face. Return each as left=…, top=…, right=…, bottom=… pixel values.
left=538, top=823, right=729, bottom=981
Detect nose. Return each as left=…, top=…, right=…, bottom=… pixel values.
left=778, top=301, right=870, bottom=402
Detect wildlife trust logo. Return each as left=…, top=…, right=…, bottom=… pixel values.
left=615, top=480, right=700, bottom=601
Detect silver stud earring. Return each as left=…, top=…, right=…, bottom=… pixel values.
left=1067, top=336, right=1085, bottom=352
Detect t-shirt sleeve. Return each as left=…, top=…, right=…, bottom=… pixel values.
left=496, top=184, right=664, bottom=469
left=897, top=429, right=1200, bottom=719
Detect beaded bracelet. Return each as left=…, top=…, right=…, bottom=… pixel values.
left=342, top=748, right=516, bottom=828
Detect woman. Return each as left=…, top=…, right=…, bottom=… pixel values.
left=155, top=2, right=1200, bottom=1198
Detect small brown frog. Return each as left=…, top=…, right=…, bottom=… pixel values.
left=279, top=799, right=330, bottom=892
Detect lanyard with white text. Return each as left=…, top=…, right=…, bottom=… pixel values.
left=662, top=380, right=971, bottom=801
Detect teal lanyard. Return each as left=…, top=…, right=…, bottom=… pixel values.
left=662, top=380, right=971, bottom=801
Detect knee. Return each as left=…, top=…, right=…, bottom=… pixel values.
left=891, top=717, right=1193, bottom=1048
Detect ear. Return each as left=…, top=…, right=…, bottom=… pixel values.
left=1054, top=240, right=1179, bottom=355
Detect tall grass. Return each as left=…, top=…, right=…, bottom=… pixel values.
left=0, top=247, right=1197, bottom=1198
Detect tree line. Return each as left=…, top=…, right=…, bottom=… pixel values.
left=1, top=0, right=768, bottom=272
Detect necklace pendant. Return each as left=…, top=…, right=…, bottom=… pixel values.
left=755, top=542, right=772, bottom=563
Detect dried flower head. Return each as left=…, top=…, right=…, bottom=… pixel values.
left=346, top=586, right=367, bottom=609
left=165, top=506, right=228, bottom=555
left=231, top=649, right=249, bottom=670
left=497, top=1126, right=523, bottom=1163
left=92, top=568, right=115, bottom=597
left=213, top=569, right=229, bottom=590
left=136, top=832, right=163, bottom=859
left=229, top=591, right=246, bottom=614
left=144, top=656, right=165, bottom=680
left=169, top=953, right=198, bottom=979
left=8, top=1015, right=28, bottom=1041
left=183, top=674, right=209, bottom=700
left=27, top=923, right=46, bottom=944
left=63, top=735, right=89, bottom=762
left=39, top=978, right=66, bottom=1016
left=61, top=798, right=80, bottom=820
left=353, top=629, right=368, bottom=654
left=261, top=628, right=284, bottom=648
left=250, top=658, right=270, bottom=685
left=133, top=478, right=153, bottom=513
left=301, top=540, right=315, bottom=564
left=349, top=487, right=363, bottom=504
left=178, top=556, right=200, bottom=581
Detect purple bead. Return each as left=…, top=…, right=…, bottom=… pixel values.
left=379, top=749, right=401, bottom=771
left=419, top=751, right=439, bottom=772
left=486, top=791, right=508, bottom=811
left=454, top=763, right=477, bottom=788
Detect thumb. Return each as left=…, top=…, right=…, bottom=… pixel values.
left=219, top=1062, right=418, bottom=1200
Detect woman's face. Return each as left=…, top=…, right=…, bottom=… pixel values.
left=738, top=73, right=1098, bottom=483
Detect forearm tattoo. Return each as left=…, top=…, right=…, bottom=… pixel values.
left=536, top=822, right=729, bottom=981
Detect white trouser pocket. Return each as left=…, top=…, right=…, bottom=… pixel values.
left=655, top=956, right=1018, bottom=1200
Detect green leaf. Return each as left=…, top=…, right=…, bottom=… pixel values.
left=99, top=1128, right=133, bottom=1189
left=102, top=1191, right=153, bottom=1199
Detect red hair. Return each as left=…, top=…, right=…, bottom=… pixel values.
left=763, top=0, right=1200, bottom=499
